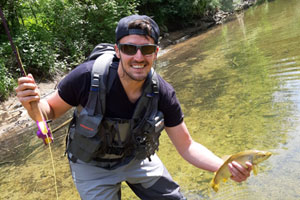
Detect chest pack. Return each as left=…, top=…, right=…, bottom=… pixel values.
left=66, top=43, right=165, bottom=165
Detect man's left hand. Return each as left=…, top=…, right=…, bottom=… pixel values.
left=228, top=161, right=252, bottom=182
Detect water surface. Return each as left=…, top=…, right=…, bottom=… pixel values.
left=157, top=0, right=300, bottom=199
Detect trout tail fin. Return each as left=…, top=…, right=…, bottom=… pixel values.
left=210, top=179, right=219, bottom=192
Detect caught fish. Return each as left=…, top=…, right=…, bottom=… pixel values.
left=210, top=150, right=272, bottom=192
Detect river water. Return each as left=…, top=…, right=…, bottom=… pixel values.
left=1, top=0, right=300, bottom=199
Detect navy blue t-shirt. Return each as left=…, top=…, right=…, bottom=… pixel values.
left=58, top=60, right=183, bottom=127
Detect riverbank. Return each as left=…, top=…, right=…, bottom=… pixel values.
left=0, top=0, right=259, bottom=141
left=159, top=0, right=258, bottom=48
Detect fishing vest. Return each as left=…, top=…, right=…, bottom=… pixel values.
left=66, top=43, right=165, bottom=163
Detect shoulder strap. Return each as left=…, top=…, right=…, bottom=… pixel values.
left=148, top=70, right=160, bottom=119
left=85, top=53, right=115, bottom=116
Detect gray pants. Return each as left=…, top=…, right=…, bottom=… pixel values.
left=69, top=154, right=186, bottom=200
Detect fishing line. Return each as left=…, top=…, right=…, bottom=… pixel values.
left=0, top=7, right=59, bottom=199
left=45, top=120, right=59, bottom=200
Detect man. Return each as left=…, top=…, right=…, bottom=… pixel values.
left=16, top=15, right=252, bottom=200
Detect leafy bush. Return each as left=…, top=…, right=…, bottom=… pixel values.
left=1, top=0, right=139, bottom=79
left=15, top=28, right=57, bottom=79
left=137, top=0, right=221, bottom=31
left=0, top=0, right=251, bottom=102
left=0, top=58, right=16, bottom=101
left=27, top=0, right=139, bottom=64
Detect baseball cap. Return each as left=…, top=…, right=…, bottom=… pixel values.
left=115, top=15, right=160, bottom=44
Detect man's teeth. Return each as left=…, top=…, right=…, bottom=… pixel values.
left=132, top=65, right=144, bottom=69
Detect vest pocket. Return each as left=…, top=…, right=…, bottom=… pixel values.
left=76, top=108, right=102, bottom=137
left=70, top=108, right=103, bottom=162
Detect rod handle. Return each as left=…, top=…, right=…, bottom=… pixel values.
left=30, top=101, right=44, bottom=122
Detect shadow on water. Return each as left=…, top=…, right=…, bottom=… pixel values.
left=1, top=0, right=300, bottom=199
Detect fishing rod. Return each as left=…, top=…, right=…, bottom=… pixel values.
left=0, top=7, right=53, bottom=144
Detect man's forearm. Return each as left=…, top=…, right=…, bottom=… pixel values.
left=166, top=122, right=223, bottom=172
left=179, top=141, right=223, bottom=172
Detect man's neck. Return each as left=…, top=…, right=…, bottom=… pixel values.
left=118, top=73, right=145, bottom=103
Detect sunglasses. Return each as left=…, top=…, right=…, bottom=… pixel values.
left=118, top=43, right=157, bottom=56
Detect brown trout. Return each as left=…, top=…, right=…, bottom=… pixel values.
left=210, top=150, right=272, bottom=192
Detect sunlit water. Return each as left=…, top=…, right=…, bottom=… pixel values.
left=1, top=0, right=300, bottom=199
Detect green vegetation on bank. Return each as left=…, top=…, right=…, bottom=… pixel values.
left=0, top=0, right=258, bottom=101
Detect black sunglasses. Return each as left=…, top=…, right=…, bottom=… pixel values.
left=118, top=43, right=157, bottom=56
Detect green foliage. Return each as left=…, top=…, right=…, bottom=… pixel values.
left=220, top=0, right=235, bottom=11
left=205, top=0, right=222, bottom=10
left=138, top=0, right=221, bottom=31
left=0, top=0, right=252, bottom=101
left=0, top=0, right=139, bottom=99
left=15, top=28, right=57, bottom=78
left=0, top=58, right=16, bottom=101
left=22, top=0, right=139, bottom=63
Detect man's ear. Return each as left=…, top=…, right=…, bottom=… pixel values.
left=154, top=46, right=159, bottom=60
left=115, top=44, right=120, bottom=59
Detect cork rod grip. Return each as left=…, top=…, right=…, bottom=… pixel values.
left=30, top=101, right=45, bottom=122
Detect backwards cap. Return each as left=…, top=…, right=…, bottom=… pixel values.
left=115, top=15, right=160, bottom=44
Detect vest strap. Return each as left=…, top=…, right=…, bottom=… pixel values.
left=92, top=53, right=115, bottom=115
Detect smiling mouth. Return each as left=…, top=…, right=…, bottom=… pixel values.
left=132, top=65, right=145, bottom=69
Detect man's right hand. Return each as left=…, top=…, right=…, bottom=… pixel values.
left=15, top=73, right=41, bottom=112
left=15, top=73, right=73, bottom=121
